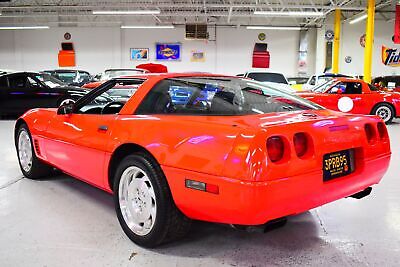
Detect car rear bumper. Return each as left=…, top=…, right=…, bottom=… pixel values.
left=163, top=153, right=391, bottom=225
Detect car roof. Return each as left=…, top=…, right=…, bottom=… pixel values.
left=45, top=69, right=90, bottom=74
left=119, top=72, right=236, bottom=80
left=246, top=70, right=285, bottom=75
left=332, top=77, right=365, bottom=83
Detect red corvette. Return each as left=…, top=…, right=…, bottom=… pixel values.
left=298, top=77, right=400, bottom=124
left=15, top=73, right=391, bottom=247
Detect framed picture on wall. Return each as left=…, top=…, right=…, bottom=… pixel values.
left=190, top=50, right=205, bottom=62
left=156, top=43, right=181, bottom=61
left=130, top=48, right=149, bottom=61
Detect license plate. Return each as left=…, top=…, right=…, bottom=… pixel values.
left=323, top=149, right=355, bottom=181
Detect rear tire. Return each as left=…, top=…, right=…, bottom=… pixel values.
left=15, top=124, right=53, bottom=179
left=113, top=153, right=191, bottom=248
left=372, top=103, right=394, bottom=124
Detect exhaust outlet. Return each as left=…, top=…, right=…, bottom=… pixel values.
left=349, top=187, right=372, bottom=199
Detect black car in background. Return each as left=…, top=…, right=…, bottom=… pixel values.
left=0, top=72, right=87, bottom=117
left=372, top=75, right=400, bottom=92
left=43, top=69, right=93, bottom=87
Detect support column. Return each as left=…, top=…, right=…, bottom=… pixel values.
left=363, top=0, right=375, bottom=83
left=333, top=9, right=341, bottom=74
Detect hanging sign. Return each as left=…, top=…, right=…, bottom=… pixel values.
left=382, top=45, right=400, bottom=67
left=394, top=4, right=400, bottom=44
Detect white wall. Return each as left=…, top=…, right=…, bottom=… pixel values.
left=0, top=26, right=299, bottom=77
left=1, top=19, right=398, bottom=78
left=316, top=19, right=400, bottom=76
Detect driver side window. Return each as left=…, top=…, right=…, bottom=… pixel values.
left=77, top=81, right=142, bottom=115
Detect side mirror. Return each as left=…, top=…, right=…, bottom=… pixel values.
left=337, top=88, right=343, bottom=94
left=57, top=103, right=74, bottom=115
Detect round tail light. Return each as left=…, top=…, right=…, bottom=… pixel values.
left=293, top=132, right=308, bottom=158
left=267, top=136, right=285, bottom=162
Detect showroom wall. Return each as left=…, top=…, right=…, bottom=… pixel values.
left=0, top=19, right=398, bottom=77
left=316, top=20, right=400, bottom=77
left=0, top=26, right=300, bottom=76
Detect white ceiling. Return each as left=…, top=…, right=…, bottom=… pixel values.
left=0, top=0, right=395, bottom=28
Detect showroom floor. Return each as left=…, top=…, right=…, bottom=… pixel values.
left=0, top=119, right=399, bottom=267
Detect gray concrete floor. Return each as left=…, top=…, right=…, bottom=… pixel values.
left=0, top=119, right=399, bottom=267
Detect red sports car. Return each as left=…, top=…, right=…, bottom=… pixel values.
left=298, top=77, right=400, bottom=123
left=15, top=73, right=391, bottom=247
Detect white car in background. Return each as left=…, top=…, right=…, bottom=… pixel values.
left=303, top=73, right=351, bottom=91
left=242, top=71, right=295, bottom=94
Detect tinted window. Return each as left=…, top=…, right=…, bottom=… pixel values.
left=0, top=76, right=8, bottom=87
left=8, top=75, right=28, bottom=88
left=136, top=77, right=321, bottom=116
left=247, top=73, right=288, bottom=84
left=328, top=82, right=362, bottom=94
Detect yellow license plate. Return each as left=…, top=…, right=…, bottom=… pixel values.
left=323, top=149, right=355, bottom=181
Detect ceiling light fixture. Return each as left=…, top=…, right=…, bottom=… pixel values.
left=93, top=10, right=160, bottom=15
left=254, top=11, right=324, bottom=17
left=121, top=25, right=174, bottom=29
left=0, top=26, right=50, bottom=30
left=246, top=26, right=302, bottom=30
left=349, top=14, right=368, bottom=24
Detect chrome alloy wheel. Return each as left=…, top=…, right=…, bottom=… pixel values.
left=18, top=130, right=33, bottom=172
left=118, top=166, right=157, bottom=236
left=375, top=106, right=392, bottom=123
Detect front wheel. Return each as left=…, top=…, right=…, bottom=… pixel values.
left=114, top=154, right=191, bottom=248
left=372, top=103, right=394, bottom=124
left=16, top=124, right=53, bottom=179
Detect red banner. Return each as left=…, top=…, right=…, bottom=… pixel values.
left=394, top=4, right=400, bottom=44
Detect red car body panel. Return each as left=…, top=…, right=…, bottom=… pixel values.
left=298, top=77, right=400, bottom=117
left=18, top=73, right=391, bottom=225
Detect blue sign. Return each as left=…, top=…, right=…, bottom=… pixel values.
left=156, top=43, right=181, bottom=61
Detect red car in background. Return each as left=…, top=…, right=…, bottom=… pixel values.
left=15, top=73, right=391, bottom=247
left=298, top=77, right=400, bottom=124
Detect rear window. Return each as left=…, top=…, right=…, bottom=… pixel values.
left=247, top=73, right=288, bottom=84
left=136, top=77, right=321, bottom=116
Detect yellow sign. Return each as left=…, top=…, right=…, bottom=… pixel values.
left=382, top=45, right=400, bottom=67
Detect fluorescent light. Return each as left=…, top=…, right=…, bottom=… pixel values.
left=121, top=25, right=174, bottom=29
left=93, top=10, right=160, bottom=15
left=0, top=26, right=49, bottom=30
left=349, top=14, right=367, bottom=24
left=246, top=26, right=302, bottom=30
left=254, top=11, right=323, bottom=17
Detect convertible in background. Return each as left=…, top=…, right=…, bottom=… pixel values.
left=15, top=73, right=391, bottom=247
left=298, top=77, right=400, bottom=124
left=0, top=72, right=87, bottom=117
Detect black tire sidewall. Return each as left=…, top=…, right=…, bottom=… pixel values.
left=16, top=124, right=36, bottom=178
left=113, top=154, right=171, bottom=248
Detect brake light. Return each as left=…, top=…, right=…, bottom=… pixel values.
left=267, top=136, right=285, bottom=162
left=377, top=122, right=389, bottom=141
left=364, top=124, right=377, bottom=144
left=293, top=133, right=308, bottom=158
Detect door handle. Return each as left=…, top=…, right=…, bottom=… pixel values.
left=98, top=125, right=108, bottom=132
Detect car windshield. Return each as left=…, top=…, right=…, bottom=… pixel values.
left=35, top=73, right=65, bottom=88
left=103, top=69, right=146, bottom=79
left=288, top=77, right=308, bottom=84
left=136, top=77, right=321, bottom=115
left=247, top=73, right=288, bottom=84
left=53, top=71, right=77, bottom=84
left=312, top=80, right=337, bottom=93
